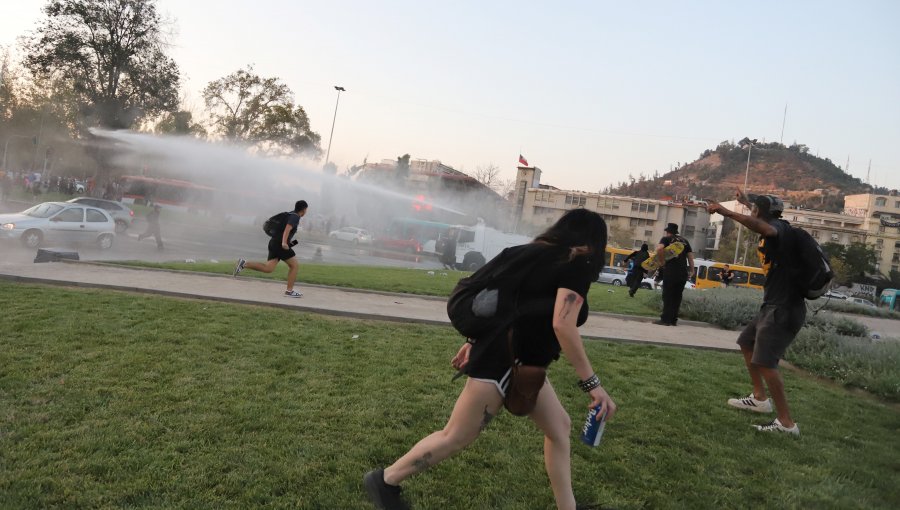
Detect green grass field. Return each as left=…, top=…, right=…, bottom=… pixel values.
left=1, top=282, right=898, bottom=509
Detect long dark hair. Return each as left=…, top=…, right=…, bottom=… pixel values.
left=533, top=209, right=607, bottom=273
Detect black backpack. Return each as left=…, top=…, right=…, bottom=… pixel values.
left=447, top=244, right=546, bottom=340
left=782, top=220, right=834, bottom=299
left=263, top=212, right=291, bottom=237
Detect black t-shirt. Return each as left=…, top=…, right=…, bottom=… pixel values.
left=659, top=235, right=692, bottom=280
left=469, top=244, right=597, bottom=370
left=757, top=219, right=804, bottom=306
left=285, top=212, right=301, bottom=242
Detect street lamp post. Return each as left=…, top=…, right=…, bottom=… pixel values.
left=2, top=134, right=30, bottom=173
left=733, top=141, right=755, bottom=264
left=324, top=86, right=346, bottom=168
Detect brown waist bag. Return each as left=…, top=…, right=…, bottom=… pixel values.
left=503, top=330, right=546, bottom=416
left=504, top=364, right=546, bottom=416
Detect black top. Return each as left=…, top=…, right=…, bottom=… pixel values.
left=469, top=244, right=596, bottom=370
left=286, top=213, right=301, bottom=242
left=757, top=219, right=804, bottom=306
left=659, top=234, right=692, bottom=280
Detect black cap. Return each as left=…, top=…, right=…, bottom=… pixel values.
left=664, top=223, right=679, bottom=234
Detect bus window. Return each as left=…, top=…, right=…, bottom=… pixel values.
left=707, top=267, right=722, bottom=282
left=698, top=266, right=707, bottom=279
left=749, top=272, right=767, bottom=287
left=732, top=271, right=749, bottom=284
left=612, top=253, right=628, bottom=268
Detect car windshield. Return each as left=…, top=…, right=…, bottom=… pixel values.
left=23, top=203, right=64, bottom=218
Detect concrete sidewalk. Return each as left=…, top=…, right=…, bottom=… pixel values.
left=0, top=260, right=740, bottom=351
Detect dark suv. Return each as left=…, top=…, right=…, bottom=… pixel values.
left=67, top=197, right=134, bottom=233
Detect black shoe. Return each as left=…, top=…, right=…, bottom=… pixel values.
left=652, top=320, right=673, bottom=326
left=364, top=469, right=410, bottom=510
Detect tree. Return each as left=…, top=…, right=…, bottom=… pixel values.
left=23, top=0, right=180, bottom=130
left=842, top=242, right=878, bottom=280
left=152, top=110, right=206, bottom=136
left=474, top=163, right=501, bottom=189
left=607, top=221, right=633, bottom=249
left=202, top=66, right=321, bottom=157
left=395, top=154, right=410, bottom=182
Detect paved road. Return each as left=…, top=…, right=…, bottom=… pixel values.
left=0, top=259, right=741, bottom=351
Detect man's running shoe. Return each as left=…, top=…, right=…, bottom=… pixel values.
left=233, top=258, right=245, bottom=277
left=284, top=290, right=303, bottom=298
left=727, top=393, right=773, bottom=413
left=754, top=418, right=800, bottom=436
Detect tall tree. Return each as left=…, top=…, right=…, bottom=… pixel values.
left=202, top=66, right=321, bottom=157
left=23, top=0, right=180, bottom=130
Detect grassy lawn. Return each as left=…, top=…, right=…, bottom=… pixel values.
left=1, top=282, right=898, bottom=509
left=113, top=260, right=662, bottom=317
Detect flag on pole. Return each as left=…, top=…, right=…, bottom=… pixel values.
left=518, top=154, right=528, bottom=166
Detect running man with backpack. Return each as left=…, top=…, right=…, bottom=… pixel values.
left=707, top=191, right=806, bottom=435
left=364, top=209, right=617, bottom=510
left=233, top=200, right=308, bottom=298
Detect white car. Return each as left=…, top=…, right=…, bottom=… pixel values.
left=328, top=227, right=373, bottom=245
left=597, top=266, right=628, bottom=285
left=824, top=290, right=850, bottom=300
left=0, top=201, right=116, bottom=249
left=847, top=297, right=876, bottom=308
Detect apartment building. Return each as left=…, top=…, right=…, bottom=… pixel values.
left=513, top=166, right=711, bottom=251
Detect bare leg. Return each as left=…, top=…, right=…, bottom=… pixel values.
left=741, top=346, right=767, bottom=401
left=758, top=366, right=794, bottom=427
left=383, top=378, right=503, bottom=485
left=244, top=259, right=279, bottom=274
left=285, top=257, right=299, bottom=291
left=528, top=380, right=576, bottom=510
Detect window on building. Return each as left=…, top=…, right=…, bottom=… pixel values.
left=831, top=233, right=840, bottom=242
left=639, top=203, right=648, bottom=213
left=633, top=239, right=644, bottom=249
left=630, top=218, right=638, bottom=226
left=852, top=236, right=859, bottom=243
left=565, top=194, right=573, bottom=204
left=876, top=238, right=884, bottom=245
left=648, top=204, right=655, bottom=213
left=895, top=201, right=900, bottom=208
left=812, top=230, right=819, bottom=239
left=577, top=197, right=586, bottom=207
left=685, top=210, right=698, bottom=218
left=631, top=202, right=639, bottom=212
left=684, top=225, right=695, bottom=237
left=879, top=226, right=885, bottom=233
left=645, top=230, right=653, bottom=237
left=895, top=241, right=900, bottom=249
left=875, top=197, right=886, bottom=206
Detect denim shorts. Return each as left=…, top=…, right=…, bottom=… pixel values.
left=737, top=303, right=806, bottom=368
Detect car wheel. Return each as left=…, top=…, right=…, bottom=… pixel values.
left=97, top=234, right=114, bottom=250
left=22, top=229, right=43, bottom=248
left=613, top=279, right=623, bottom=286
left=114, top=220, right=128, bottom=233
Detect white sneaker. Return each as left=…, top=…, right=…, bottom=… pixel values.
left=754, top=418, right=800, bottom=436
left=727, top=393, right=773, bottom=413
left=284, top=290, right=303, bottom=298
left=233, top=258, right=245, bottom=277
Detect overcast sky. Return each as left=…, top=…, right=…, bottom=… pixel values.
left=3, top=0, right=899, bottom=191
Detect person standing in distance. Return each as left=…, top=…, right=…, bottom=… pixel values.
left=624, top=243, right=650, bottom=297
left=653, top=223, right=694, bottom=326
left=233, top=200, right=308, bottom=298
left=720, top=264, right=735, bottom=287
left=707, top=191, right=804, bottom=435
left=137, top=204, right=164, bottom=251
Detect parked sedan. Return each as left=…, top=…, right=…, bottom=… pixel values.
left=328, top=227, right=373, bottom=245
left=597, top=266, right=628, bottom=286
left=848, top=297, right=876, bottom=308
left=0, top=201, right=116, bottom=249
left=67, top=197, right=134, bottom=233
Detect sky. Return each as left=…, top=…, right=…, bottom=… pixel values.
left=2, top=0, right=899, bottom=192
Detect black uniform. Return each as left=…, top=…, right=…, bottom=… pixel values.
left=659, top=235, right=692, bottom=325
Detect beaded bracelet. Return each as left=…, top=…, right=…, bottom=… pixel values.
left=578, top=374, right=601, bottom=392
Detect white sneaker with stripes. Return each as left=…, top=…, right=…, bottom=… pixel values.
left=755, top=418, right=800, bottom=436
left=727, top=393, right=773, bottom=413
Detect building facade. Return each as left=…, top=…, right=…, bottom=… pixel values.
left=513, top=166, right=712, bottom=251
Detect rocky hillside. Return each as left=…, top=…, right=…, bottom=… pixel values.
left=607, top=139, right=875, bottom=212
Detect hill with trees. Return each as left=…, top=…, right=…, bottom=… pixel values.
left=605, top=138, right=881, bottom=212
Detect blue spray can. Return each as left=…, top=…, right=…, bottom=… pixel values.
left=580, top=404, right=607, bottom=447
